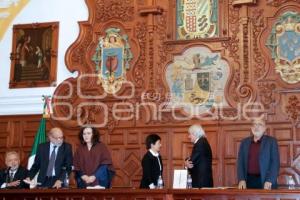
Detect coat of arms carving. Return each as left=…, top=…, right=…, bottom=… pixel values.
left=266, top=11, right=300, bottom=84
left=92, top=28, right=133, bottom=94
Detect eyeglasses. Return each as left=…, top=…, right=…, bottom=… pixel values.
left=51, top=135, right=64, bottom=140
left=252, top=123, right=264, bottom=127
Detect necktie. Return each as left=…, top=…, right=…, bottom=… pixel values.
left=46, top=146, right=57, bottom=176
left=9, top=172, right=14, bottom=182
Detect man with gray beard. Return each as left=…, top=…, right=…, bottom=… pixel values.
left=237, top=119, right=280, bottom=189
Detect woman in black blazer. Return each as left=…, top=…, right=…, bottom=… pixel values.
left=140, top=134, right=163, bottom=189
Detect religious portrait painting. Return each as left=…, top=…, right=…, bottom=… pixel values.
left=9, top=22, right=59, bottom=88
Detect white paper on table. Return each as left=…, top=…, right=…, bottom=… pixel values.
left=86, top=185, right=105, bottom=189
left=173, top=169, right=188, bottom=189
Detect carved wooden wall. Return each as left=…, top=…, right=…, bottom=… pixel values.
left=1, top=0, right=300, bottom=188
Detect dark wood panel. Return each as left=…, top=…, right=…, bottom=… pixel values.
left=1, top=0, right=300, bottom=190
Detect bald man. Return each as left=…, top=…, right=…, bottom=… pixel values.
left=25, top=127, right=73, bottom=188
left=184, top=124, right=213, bottom=188
left=0, top=151, right=29, bottom=189
left=237, top=119, right=280, bottom=189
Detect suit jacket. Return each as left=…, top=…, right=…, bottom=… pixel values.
left=140, top=151, right=163, bottom=189
left=0, top=166, right=29, bottom=189
left=237, top=135, right=280, bottom=189
left=28, top=142, right=73, bottom=185
left=189, top=137, right=213, bottom=188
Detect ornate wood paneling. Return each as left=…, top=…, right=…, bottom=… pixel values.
left=1, top=0, right=300, bottom=189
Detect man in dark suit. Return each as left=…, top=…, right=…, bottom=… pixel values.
left=25, top=127, right=73, bottom=188
left=237, top=119, right=280, bottom=189
left=0, top=151, right=29, bottom=189
left=184, top=125, right=213, bottom=188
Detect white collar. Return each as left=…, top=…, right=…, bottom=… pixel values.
left=50, top=142, right=61, bottom=148
left=149, top=149, right=159, bottom=157
left=9, top=167, right=18, bottom=173
left=194, top=137, right=200, bottom=144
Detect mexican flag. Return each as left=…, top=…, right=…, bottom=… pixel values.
left=27, top=117, right=47, bottom=169
left=27, top=96, right=50, bottom=187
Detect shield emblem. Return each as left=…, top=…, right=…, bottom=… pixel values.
left=101, top=48, right=124, bottom=82
left=92, top=28, right=133, bottom=94
left=278, top=31, right=300, bottom=63
left=177, top=0, right=218, bottom=39
left=197, top=72, right=210, bottom=92
left=266, top=12, right=300, bottom=84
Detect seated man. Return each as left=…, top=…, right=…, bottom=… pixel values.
left=0, top=151, right=29, bottom=189
left=237, top=119, right=280, bottom=189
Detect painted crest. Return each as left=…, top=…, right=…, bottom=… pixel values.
left=176, top=0, right=218, bottom=39
left=266, top=11, right=300, bottom=84
left=92, top=28, right=133, bottom=94
left=166, top=46, right=229, bottom=115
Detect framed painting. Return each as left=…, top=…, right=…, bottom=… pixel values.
left=9, top=22, right=59, bottom=88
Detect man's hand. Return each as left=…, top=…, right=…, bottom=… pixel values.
left=238, top=180, right=246, bottom=189
left=264, top=181, right=272, bottom=190
left=185, top=160, right=194, bottom=169
left=52, top=180, right=62, bottom=189
left=81, top=175, right=89, bottom=183
left=88, top=176, right=96, bottom=183
left=23, top=177, right=33, bottom=185
left=7, top=180, right=20, bottom=187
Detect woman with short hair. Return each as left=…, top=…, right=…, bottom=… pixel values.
left=140, top=134, right=163, bottom=189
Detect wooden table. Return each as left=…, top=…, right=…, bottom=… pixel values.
left=171, top=188, right=300, bottom=200
left=1, top=188, right=300, bottom=200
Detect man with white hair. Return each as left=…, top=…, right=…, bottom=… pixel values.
left=237, top=119, right=280, bottom=189
left=184, top=124, right=213, bottom=188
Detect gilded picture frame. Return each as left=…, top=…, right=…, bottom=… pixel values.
left=9, top=22, right=59, bottom=88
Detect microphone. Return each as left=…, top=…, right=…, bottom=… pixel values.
left=61, top=166, right=72, bottom=171
left=6, top=167, right=11, bottom=174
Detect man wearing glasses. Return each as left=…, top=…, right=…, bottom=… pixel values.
left=25, top=127, right=73, bottom=188
left=237, top=119, right=280, bottom=190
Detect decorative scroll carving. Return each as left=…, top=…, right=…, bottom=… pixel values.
left=286, top=95, right=300, bottom=121
left=222, top=4, right=240, bottom=103
left=238, top=84, right=254, bottom=100
left=156, top=13, right=174, bottom=105
left=219, top=108, right=238, bottom=119
left=258, top=82, right=276, bottom=109
left=95, top=0, right=134, bottom=22
left=148, top=33, right=154, bottom=89
left=251, top=9, right=266, bottom=80
left=267, top=0, right=300, bottom=7
left=222, top=6, right=240, bottom=61
left=133, top=22, right=147, bottom=88
left=107, top=104, right=119, bottom=132
left=70, top=27, right=93, bottom=67
left=242, top=20, right=249, bottom=83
